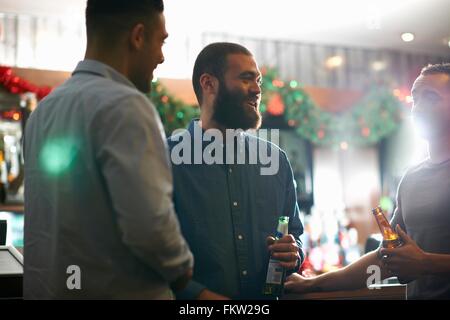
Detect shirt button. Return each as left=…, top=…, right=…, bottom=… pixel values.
left=233, top=201, right=238, bottom=207
left=242, top=270, right=247, bottom=276
left=238, top=235, right=243, bottom=240
left=229, top=168, right=233, bottom=173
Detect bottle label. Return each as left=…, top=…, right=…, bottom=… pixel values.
left=265, top=258, right=283, bottom=284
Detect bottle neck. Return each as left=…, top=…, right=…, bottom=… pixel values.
left=374, top=212, right=399, bottom=241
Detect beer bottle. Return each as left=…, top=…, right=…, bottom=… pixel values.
left=371, top=206, right=412, bottom=284
left=262, top=216, right=289, bottom=298
left=371, top=206, right=402, bottom=249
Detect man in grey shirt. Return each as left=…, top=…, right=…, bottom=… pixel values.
left=285, top=63, right=450, bottom=299
left=23, top=0, right=193, bottom=299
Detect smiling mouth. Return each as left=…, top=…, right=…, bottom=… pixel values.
left=246, top=101, right=258, bottom=109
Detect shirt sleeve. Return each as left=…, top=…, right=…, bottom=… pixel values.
left=93, top=94, right=193, bottom=283
left=175, top=279, right=206, bottom=300
left=280, top=151, right=305, bottom=271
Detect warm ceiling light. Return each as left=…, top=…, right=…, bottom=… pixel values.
left=401, top=32, right=415, bottom=42
left=326, top=55, right=344, bottom=69
left=372, top=61, right=386, bottom=71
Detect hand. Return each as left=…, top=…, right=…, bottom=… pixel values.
left=197, top=289, right=230, bottom=300
left=266, top=234, right=300, bottom=270
left=380, top=225, right=427, bottom=281
left=170, top=268, right=193, bottom=292
left=284, top=273, right=313, bottom=293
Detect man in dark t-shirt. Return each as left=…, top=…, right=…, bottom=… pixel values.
left=284, top=63, right=450, bottom=299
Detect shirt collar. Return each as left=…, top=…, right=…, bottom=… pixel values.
left=72, top=59, right=136, bottom=90
left=187, top=118, right=202, bottom=137
left=187, top=119, right=248, bottom=151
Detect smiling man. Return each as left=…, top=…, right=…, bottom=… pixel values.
left=167, top=42, right=304, bottom=299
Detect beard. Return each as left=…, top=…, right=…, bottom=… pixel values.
left=134, top=72, right=152, bottom=94
left=212, top=82, right=262, bottom=130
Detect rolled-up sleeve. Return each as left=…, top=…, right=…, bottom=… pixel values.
left=93, top=94, right=193, bottom=282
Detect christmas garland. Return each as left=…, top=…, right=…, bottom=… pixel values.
left=0, top=66, right=53, bottom=100
left=261, top=68, right=404, bottom=147
left=148, top=80, right=199, bottom=135
left=0, top=65, right=404, bottom=147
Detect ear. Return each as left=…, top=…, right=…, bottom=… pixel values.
left=199, top=73, right=218, bottom=96
left=129, top=23, right=146, bottom=50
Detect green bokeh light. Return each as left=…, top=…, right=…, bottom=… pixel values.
left=289, top=80, right=298, bottom=88
left=39, top=137, right=78, bottom=176
left=176, top=111, right=184, bottom=119
left=380, top=196, right=394, bottom=213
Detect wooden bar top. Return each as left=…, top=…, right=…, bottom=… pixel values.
left=283, top=283, right=406, bottom=300
left=0, top=205, right=24, bottom=213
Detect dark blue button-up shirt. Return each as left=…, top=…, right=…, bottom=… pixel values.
left=168, top=120, right=304, bottom=299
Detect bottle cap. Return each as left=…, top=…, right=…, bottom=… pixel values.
left=371, top=207, right=382, bottom=214
left=276, top=216, right=289, bottom=238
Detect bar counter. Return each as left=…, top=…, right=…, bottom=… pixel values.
left=283, top=283, right=406, bottom=300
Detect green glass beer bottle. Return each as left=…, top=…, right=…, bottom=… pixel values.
left=263, top=216, right=289, bottom=299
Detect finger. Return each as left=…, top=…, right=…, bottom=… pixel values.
left=380, top=248, right=396, bottom=257
left=284, top=273, right=306, bottom=292
left=279, top=261, right=298, bottom=270
left=277, top=234, right=296, bottom=243
left=381, top=256, right=390, bottom=268
left=266, top=236, right=276, bottom=247
left=269, top=242, right=298, bottom=253
left=272, top=251, right=299, bottom=262
left=396, top=225, right=412, bottom=244
left=286, top=273, right=301, bottom=282
left=384, top=256, right=403, bottom=266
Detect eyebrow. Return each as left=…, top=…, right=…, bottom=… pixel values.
left=240, top=71, right=262, bottom=78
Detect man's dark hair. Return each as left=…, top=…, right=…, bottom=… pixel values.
left=421, top=63, right=450, bottom=77
left=86, top=0, right=164, bottom=46
left=192, top=42, right=252, bottom=104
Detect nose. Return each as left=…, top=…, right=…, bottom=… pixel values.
left=250, top=81, right=262, bottom=96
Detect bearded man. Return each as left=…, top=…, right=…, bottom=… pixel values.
left=167, top=42, right=304, bottom=299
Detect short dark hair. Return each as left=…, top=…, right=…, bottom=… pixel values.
left=192, top=42, right=252, bottom=104
left=86, top=0, right=164, bottom=46
left=421, top=63, right=450, bottom=77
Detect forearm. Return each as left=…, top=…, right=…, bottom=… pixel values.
left=307, top=250, right=388, bottom=292
left=425, top=252, right=450, bottom=276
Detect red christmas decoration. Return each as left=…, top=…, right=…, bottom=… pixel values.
left=267, top=93, right=285, bottom=116
left=361, top=127, right=370, bottom=137
left=0, top=66, right=53, bottom=100
left=317, top=129, right=325, bottom=139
